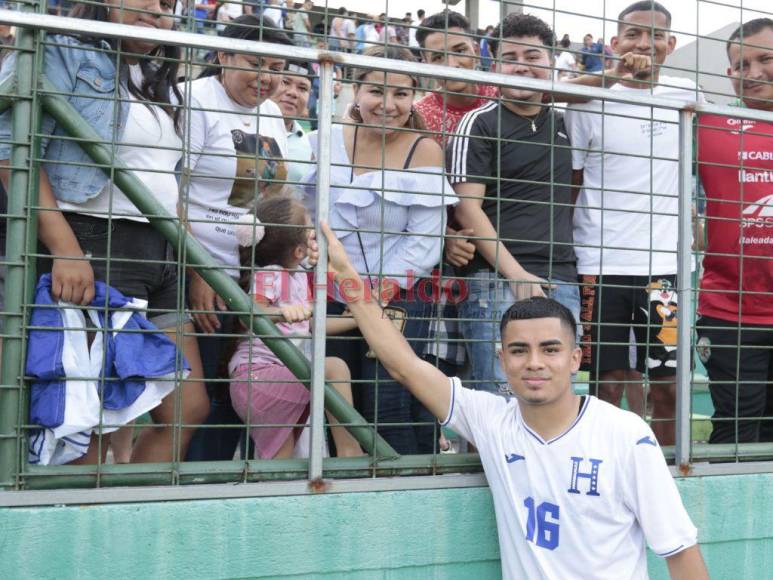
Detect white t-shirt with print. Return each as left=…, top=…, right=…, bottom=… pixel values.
left=442, top=377, right=697, bottom=580
left=180, top=75, right=288, bottom=277
left=59, top=66, right=182, bottom=222
left=565, top=77, right=704, bottom=275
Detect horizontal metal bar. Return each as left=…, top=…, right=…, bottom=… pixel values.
left=0, top=473, right=489, bottom=507
left=674, top=461, right=773, bottom=478
left=689, top=442, right=773, bottom=461
left=0, top=10, right=771, bottom=124
left=17, top=454, right=484, bottom=490
left=6, top=456, right=773, bottom=505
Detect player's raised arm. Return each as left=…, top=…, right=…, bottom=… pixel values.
left=321, top=221, right=452, bottom=421
left=666, top=544, right=709, bottom=580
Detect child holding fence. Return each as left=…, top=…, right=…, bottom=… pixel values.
left=228, top=196, right=363, bottom=459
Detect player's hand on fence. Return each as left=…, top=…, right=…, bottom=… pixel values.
left=280, top=303, right=313, bottom=323
left=615, top=52, right=652, bottom=80
left=509, top=271, right=554, bottom=301
left=321, top=220, right=356, bottom=280
left=305, top=228, right=319, bottom=267
left=373, top=277, right=400, bottom=306
left=189, top=271, right=226, bottom=334
left=444, top=227, right=476, bottom=267
left=51, top=257, right=95, bottom=305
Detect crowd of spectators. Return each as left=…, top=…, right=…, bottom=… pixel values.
left=0, top=1, right=770, bottom=464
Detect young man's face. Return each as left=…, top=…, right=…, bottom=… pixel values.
left=274, top=74, right=312, bottom=121
left=421, top=27, right=478, bottom=93
left=492, top=36, right=552, bottom=103
left=499, top=317, right=581, bottom=407
left=612, top=10, right=676, bottom=75
left=727, top=27, right=773, bottom=110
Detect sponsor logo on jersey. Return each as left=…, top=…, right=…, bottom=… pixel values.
left=726, top=118, right=756, bottom=133
left=636, top=435, right=658, bottom=447
left=741, top=194, right=773, bottom=230
left=738, top=170, right=773, bottom=183
left=505, top=453, right=525, bottom=463
left=738, top=150, right=773, bottom=161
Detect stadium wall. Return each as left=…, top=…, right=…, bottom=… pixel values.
left=1, top=473, right=771, bottom=579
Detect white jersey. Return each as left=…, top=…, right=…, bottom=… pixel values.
left=564, top=76, right=704, bottom=276
left=442, top=377, right=697, bottom=579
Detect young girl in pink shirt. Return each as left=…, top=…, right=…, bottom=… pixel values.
left=229, top=196, right=362, bottom=458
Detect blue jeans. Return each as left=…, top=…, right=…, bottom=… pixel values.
left=457, top=271, right=580, bottom=395
left=327, top=288, right=434, bottom=455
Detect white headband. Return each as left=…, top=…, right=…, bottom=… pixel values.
left=234, top=213, right=266, bottom=248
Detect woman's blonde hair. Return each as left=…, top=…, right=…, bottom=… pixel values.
left=348, top=45, right=426, bottom=131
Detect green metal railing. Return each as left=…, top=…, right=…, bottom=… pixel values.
left=0, top=6, right=771, bottom=499
left=0, top=12, right=398, bottom=491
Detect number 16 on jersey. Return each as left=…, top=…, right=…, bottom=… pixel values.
left=523, top=497, right=560, bottom=550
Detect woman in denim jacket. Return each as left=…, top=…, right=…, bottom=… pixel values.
left=0, top=0, right=208, bottom=464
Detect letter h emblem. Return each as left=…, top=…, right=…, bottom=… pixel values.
left=567, top=456, right=603, bottom=496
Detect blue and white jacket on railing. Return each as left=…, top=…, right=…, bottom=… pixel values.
left=26, top=274, right=188, bottom=466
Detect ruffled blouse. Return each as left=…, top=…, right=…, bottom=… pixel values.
left=303, top=125, right=457, bottom=293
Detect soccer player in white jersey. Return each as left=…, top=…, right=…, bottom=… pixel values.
left=320, top=222, right=708, bottom=579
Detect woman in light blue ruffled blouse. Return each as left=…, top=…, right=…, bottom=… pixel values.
left=304, top=46, right=457, bottom=455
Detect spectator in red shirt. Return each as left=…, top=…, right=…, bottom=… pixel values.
left=697, top=18, right=773, bottom=444
left=414, top=10, right=499, bottom=148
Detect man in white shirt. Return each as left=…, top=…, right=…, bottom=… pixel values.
left=262, top=0, right=284, bottom=29
left=565, top=1, right=704, bottom=445
left=272, top=61, right=313, bottom=188
left=321, top=221, right=708, bottom=580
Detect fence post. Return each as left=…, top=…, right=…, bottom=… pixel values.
left=0, top=25, right=37, bottom=489
left=675, top=108, right=695, bottom=470
left=308, top=59, right=335, bottom=480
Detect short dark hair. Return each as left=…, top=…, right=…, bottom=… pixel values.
left=417, top=9, right=425, bottom=18
left=416, top=10, right=471, bottom=48
left=489, top=13, right=555, bottom=58
left=500, top=297, right=577, bottom=344
left=727, top=18, right=773, bottom=54
left=618, top=1, right=672, bottom=30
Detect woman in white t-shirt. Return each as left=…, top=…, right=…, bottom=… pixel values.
left=179, top=15, right=293, bottom=460
left=0, top=0, right=209, bottom=464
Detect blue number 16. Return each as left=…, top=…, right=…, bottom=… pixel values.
left=523, top=497, right=560, bottom=550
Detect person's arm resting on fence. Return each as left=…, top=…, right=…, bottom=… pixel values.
left=322, top=221, right=451, bottom=420
left=454, top=181, right=547, bottom=299
left=554, top=52, right=652, bottom=103
left=448, top=113, right=550, bottom=299
left=0, top=46, right=95, bottom=305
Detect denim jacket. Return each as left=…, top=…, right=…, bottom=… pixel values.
left=0, top=34, right=129, bottom=203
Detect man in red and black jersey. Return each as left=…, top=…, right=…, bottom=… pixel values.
left=697, top=18, right=773, bottom=444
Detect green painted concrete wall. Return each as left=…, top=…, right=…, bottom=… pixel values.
left=1, top=473, right=771, bottom=579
